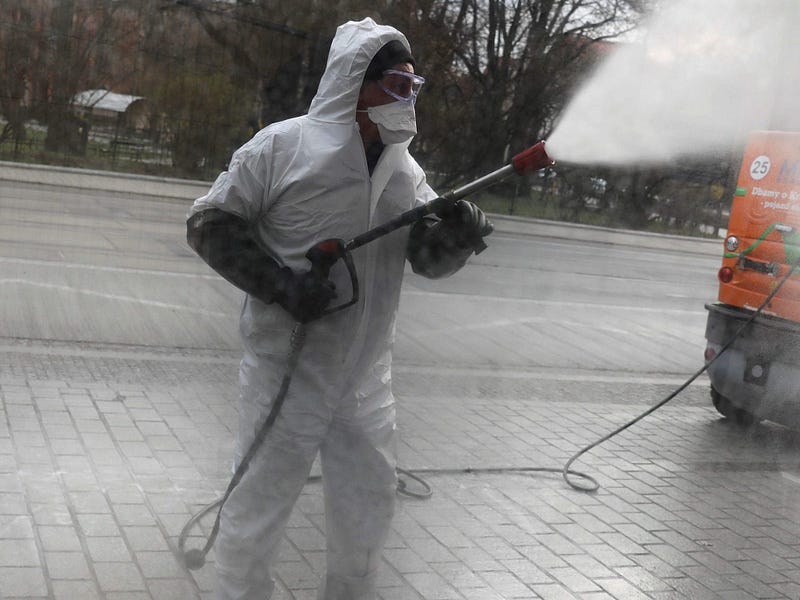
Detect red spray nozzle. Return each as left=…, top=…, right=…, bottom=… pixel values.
left=512, top=140, right=555, bottom=175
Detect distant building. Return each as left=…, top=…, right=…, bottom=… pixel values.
left=72, top=89, right=150, bottom=132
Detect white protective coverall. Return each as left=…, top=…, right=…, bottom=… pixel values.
left=189, top=18, right=439, bottom=600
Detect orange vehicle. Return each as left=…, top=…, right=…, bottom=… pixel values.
left=705, top=130, right=800, bottom=426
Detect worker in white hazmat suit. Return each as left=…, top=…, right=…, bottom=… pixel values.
left=187, top=17, right=493, bottom=600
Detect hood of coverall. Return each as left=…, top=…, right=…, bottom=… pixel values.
left=308, top=18, right=413, bottom=124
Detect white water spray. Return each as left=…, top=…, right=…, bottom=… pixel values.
left=547, top=0, right=800, bottom=166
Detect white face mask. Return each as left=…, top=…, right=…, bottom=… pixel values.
left=365, top=101, right=417, bottom=144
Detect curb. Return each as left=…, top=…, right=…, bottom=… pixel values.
left=490, top=214, right=721, bottom=254
left=0, top=160, right=722, bottom=254
left=0, top=160, right=210, bottom=201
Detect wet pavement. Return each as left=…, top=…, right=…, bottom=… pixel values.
left=2, top=339, right=800, bottom=599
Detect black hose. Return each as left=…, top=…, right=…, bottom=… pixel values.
left=563, top=253, right=800, bottom=492
left=178, top=323, right=306, bottom=570
left=396, top=466, right=597, bottom=497
left=392, top=258, right=798, bottom=497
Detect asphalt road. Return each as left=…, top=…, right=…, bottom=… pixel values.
left=0, top=179, right=721, bottom=384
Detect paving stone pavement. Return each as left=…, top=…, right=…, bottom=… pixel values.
left=2, top=340, right=800, bottom=599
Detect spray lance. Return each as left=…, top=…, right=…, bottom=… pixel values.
left=296, top=139, right=556, bottom=317
left=178, top=140, right=556, bottom=570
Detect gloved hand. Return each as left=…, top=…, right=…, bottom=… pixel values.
left=440, top=200, right=494, bottom=249
left=278, top=269, right=337, bottom=323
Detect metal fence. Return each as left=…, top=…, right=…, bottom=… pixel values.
left=0, top=119, right=217, bottom=180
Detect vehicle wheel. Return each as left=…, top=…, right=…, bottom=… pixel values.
left=710, top=386, right=758, bottom=426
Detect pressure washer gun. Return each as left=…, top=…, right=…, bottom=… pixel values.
left=304, top=140, right=556, bottom=318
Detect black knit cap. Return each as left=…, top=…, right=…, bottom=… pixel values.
left=364, top=40, right=415, bottom=81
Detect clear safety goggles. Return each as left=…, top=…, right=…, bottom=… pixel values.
left=378, top=69, right=425, bottom=104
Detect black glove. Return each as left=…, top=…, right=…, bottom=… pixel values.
left=187, top=209, right=336, bottom=323
left=440, top=200, right=494, bottom=248
left=277, top=268, right=337, bottom=323
left=407, top=201, right=494, bottom=279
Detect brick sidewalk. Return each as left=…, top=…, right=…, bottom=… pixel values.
left=2, top=341, right=800, bottom=599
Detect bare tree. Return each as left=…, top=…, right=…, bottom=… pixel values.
left=387, top=0, right=643, bottom=185
left=163, top=1, right=391, bottom=127
left=155, top=0, right=644, bottom=182
left=43, top=0, right=119, bottom=153
left=0, top=1, right=38, bottom=151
